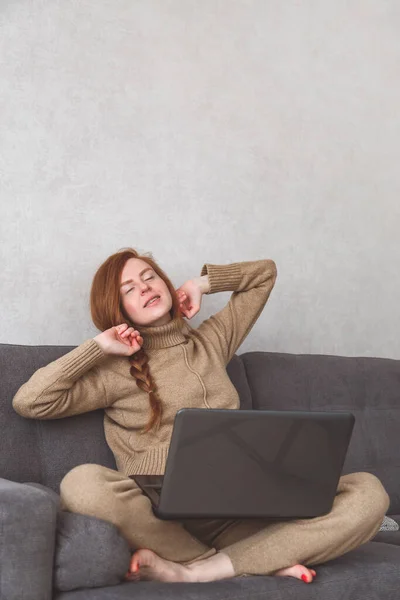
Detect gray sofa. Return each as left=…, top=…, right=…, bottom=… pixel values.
left=1, top=342, right=400, bottom=600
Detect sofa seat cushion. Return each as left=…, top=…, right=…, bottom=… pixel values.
left=55, top=541, right=400, bottom=600
left=26, top=483, right=400, bottom=594
left=373, top=531, right=400, bottom=546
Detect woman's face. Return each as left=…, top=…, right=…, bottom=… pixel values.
left=120, top=258, right=173, bottom=327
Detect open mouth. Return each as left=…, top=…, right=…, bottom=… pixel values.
left=144, top=296, right=161, bottom=308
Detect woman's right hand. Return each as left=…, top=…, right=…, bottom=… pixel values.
left=94, top=324, right=144, bottom=356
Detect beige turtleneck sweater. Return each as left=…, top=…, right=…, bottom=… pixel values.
left=12, top=260, right=277, bottom=475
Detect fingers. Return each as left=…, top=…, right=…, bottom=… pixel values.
left=177, top=291, right=190, bottom=317
left=120, top=327, right=139, bottom=339
left=126, top=332, right=143, bottom=355
left=128, top=332, right=143, bottom=347
left=116, top=325, right=138, bottom=338
left=116, top=324, right=142, bottom=345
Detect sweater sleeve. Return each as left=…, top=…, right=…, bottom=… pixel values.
left=196, top=259, right=277, bottom=365
left=12, top=338, right=110, bottom=420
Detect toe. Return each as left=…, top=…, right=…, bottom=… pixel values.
left=129, top=553, right=141, bottom=573
left=300, top=566, right=315, bottom=583
left=124, top=570, right=140, bottom=582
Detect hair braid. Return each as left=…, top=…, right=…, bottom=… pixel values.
left=128, top=347, right=162, bottom=433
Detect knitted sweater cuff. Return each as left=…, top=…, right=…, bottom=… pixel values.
left=57, top=338, right=106, bottom=380
left=200, top=263, right=242, bottom=294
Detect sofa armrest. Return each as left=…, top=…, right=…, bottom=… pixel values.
left=0, top=478, right=57, bottom=600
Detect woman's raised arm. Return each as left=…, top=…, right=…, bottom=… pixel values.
left=12, top=338, right=109, bottom=419
left=196, top=259, right=277, bottom=365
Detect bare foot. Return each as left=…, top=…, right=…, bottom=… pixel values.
left=124, top=548, right=235, bottom=583
left=275, top=564, right=317, bottom=583
left=125, top=549, right=194, bottom=582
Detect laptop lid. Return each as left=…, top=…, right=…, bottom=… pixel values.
left=156, top=408, right=355, bottom=520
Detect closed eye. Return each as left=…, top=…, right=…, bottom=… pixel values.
left=126, top=275, right=154, bottom=294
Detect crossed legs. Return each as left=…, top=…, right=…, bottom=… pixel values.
left=60, top=466, right=389, bottom=583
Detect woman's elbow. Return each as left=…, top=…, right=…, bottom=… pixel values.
left=266, top=259, right=278, bottom=281
left=12, top=396, right=30, bottom=418
left=12, top=388, right=37, bottom=419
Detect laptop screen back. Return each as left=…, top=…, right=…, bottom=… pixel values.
left=157, top=408, right=354, bottom=519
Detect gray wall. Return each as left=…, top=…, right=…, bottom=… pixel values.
left=1, top=1, right=399, bottom=358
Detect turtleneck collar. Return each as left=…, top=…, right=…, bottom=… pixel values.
left=138, top=315, right=188, bottom=350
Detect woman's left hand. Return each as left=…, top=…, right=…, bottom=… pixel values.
left=175, top=279, right=203, bottom=319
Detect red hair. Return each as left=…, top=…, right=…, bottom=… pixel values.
left=90, top=247, right=184, bottom=433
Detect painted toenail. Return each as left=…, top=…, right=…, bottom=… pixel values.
left=301, top=574, right=308, bottom=582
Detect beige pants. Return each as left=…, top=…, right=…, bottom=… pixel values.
left=59, top=465, right=389, bottom=576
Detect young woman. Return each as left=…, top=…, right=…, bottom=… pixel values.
left=12, top=247, right=389, bottom=584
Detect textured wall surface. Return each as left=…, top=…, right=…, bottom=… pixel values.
left=1, top=1, right=399, bottom=357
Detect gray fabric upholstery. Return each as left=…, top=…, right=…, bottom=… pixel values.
left=373, top=532, right=400, bottom=546
left=0, top=478, right=57, bottom=600
left=241, top=351, right=400, bottom=514
left=25, top=482, right=132, bottom=592
left=226, top=354, right=253, bottom=410
left=54, top=512, right=131, bottom=592
left=2, top=342, right=400, bottom=598
left=0, top=345, right=250, bottom=493
left=54, top=543, right=400, bottom=600
left=26, top=481, right=61, bottom=507
left=0, top=344, right=118, bottom=493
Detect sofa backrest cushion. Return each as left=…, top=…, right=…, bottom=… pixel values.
left=241, top=351, right=400, bottom=514
left=1, top=344, right=117, bottom=491
left=0, top=343, right=250, bottom=492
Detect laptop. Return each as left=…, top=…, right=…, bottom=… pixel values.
left=131, top=408, right=355, bottom=520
